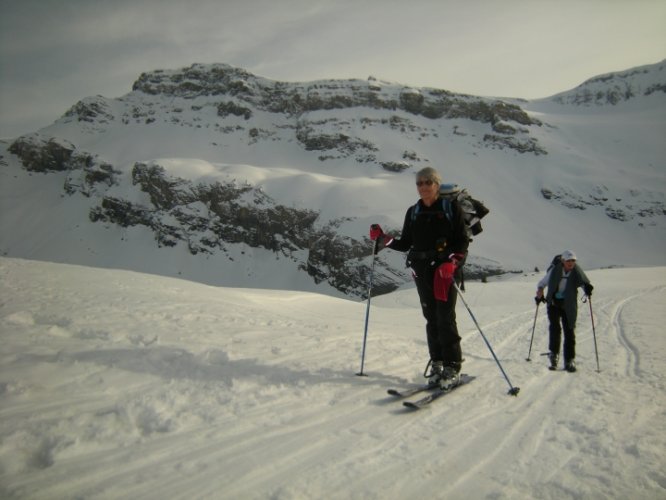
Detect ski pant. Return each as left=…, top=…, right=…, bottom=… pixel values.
left=411, top=260, right=462, bottom=370
left=547, top=299, right=576, bottom=362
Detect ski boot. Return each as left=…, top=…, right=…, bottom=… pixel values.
left=439, top=364, right=461, bottom=390
left=565, top=359, right=577, bottom=372
left=548, top=352, right=559, bottom=371
left=426, top=361, right=444, bottom=386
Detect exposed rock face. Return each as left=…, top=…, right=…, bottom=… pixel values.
left=551, top=60, right=666, bottom=106
left=62, top=63, right=546, bottom=165
left=7, top=132, right=511, bottom=297
left=7, top=135, right=418, bottom=297
left=9, top=135, right=121, bottom=197
left=8, top=135, right=77, bottom=172
left=130, top=64, right=538, bottom=124
left=540, top=186, right=665, bottom=225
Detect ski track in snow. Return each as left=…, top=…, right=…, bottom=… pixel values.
left=0, top=258, right=665, bottom=499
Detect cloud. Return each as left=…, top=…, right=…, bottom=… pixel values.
left=1, top=0, right=665, bottom=138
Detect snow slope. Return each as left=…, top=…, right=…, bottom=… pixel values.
left=1, top=257, right=664, bottom=499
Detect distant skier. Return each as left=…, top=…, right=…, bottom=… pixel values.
left=369, top=166, right=469, bottom=389
left=535, top=250, right=593, bottom=372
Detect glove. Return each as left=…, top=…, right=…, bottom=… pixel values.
left=369, top=224, right=384, bottom=241
left=535, top=287, right=546, bottom=305
left=434, top=262, right=456, bottom=302
left=369, top=224, right=393, bottom=253
left=448, top=253, right=465, bottom=266
left=584, top=283, right=594, bottom=296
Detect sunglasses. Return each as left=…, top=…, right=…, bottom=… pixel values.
left=416, top=179, right=434, bottom=187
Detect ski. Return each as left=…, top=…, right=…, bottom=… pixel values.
left=549, top=366, right=576, bottom=373
left=387, top=383, right=437, bottom=398
left=403, top=374, right=475, bottom=410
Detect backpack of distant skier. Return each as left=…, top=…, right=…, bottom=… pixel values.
left=411, top=183, right=489, bottom=241
left=547, top=254, right=562, bottom=272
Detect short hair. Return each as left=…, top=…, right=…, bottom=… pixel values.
left=415, top=166, right=442, bottom=186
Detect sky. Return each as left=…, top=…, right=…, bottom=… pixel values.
left=0, top=0, right=665, bottom=139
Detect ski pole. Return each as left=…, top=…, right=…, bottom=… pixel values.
left=587, top=296, right=600, bottom=373
left=526, top=298, right=544, bottom=361
left=453, top=282, right=520, bottom=396
left=357, top=238, right=379, bottom=376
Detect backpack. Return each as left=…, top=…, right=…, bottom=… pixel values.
left=547, top=254, right=562, bottom=272
left=411, top=183, right=489, bottom=241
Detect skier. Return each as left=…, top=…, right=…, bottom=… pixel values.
left=370, top=166, right=469, bottom=389
left=535, top=250, right=593, bottom=372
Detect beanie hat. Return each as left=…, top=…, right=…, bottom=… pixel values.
left=561, top=250, right=577, bottom=261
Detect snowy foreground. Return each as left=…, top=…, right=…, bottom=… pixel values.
left=1, top=257, right=665, bottom=500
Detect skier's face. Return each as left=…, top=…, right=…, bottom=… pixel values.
left=416, top=177, right=438, bottom=206
left=563, top=259, right=576, bottom=272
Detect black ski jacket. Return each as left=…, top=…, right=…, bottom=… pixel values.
left=387, top=197, right=469, bottom=260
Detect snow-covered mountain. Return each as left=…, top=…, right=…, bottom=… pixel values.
left=1, top=60, right=664, bottom=298
left=551, top=60, right=666, bottom=106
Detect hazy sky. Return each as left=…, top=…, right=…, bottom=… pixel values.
left=1, top=0, right=664, bottom=138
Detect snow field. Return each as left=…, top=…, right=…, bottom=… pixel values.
left=0, top=257, right=664, bottom=499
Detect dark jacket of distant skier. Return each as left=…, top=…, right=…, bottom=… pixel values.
left=537, top=256, right=591, bottom=327
left=536, top=250, right=593, bottom=370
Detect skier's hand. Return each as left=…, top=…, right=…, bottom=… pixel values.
left=448, top=253, right=465, bottom=266
left=535, top=288, right=545, bottom=303
left=379, top=234, right=394, bottom=251
left=369, top=224, right=393, bottom=252
left=584, top=283, right=594, bottom=296
left=369, top=224, right=384, bottom=241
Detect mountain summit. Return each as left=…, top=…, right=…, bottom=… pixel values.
left=1, top=61, right=664, bottom=297
left=550, top=59, right=666, bottom=106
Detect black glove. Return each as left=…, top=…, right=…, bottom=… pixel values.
left=535, top=296, right=546, bottom=305
left=584, top=283, right=594, bottom=296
